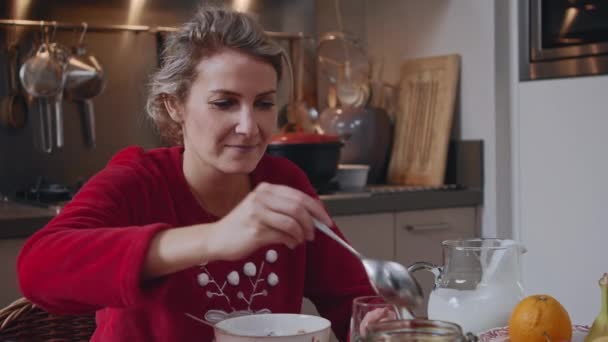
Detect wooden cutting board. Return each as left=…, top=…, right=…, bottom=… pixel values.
left=387, top=54, right=460, bottom=186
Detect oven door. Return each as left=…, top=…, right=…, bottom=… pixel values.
left=531, top=0, right=608, bottom=61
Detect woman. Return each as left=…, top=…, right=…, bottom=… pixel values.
left=17, top=6, right=374, bottom=341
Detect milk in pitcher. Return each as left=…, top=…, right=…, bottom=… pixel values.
left=428, top=283, right=523, bottom=334
left=410, top=239, right=526, bottom=334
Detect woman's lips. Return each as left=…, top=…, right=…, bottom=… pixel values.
left=225, top=144, right=259, bottom=151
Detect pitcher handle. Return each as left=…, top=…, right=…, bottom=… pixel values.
left=408, top=261, right=442, bottom=280
left=408, top=261, right=443, bottom=291
left=466, top=332, right=479, bottom=342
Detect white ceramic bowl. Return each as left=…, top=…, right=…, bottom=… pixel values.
left=214, top=313, right=331, bottom=342
left=335, top=164, right=370, bottom=190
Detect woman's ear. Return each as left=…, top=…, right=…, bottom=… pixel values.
left=164, top=95, right=184, bottom=123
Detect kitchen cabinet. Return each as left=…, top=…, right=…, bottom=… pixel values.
left=300, top=207, right=478, bottom=337
left=332, top=213, right=395, bottom=261
left=0, top=239, right=26, bottom=307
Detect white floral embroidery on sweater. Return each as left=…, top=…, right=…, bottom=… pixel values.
left=197, top=249, right=280, bottom=324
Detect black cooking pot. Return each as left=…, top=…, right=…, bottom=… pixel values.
left=266, top=132, right=343, bottom=187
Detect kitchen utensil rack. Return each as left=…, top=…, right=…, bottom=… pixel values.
left=0, top=18, right=308, bottom=40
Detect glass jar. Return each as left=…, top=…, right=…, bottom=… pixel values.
left=364, top=319, right=476, bottom=342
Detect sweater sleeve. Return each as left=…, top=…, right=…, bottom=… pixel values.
left=286, top=168, right=375, bottom=341
left=17, top=151, right=172, bottom=315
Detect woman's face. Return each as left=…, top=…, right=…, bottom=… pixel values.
left=177, top=49, right=278, bottom=174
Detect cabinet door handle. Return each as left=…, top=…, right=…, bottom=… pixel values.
left=405, top=223, right=450, bottom=232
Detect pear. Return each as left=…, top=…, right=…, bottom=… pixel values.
left=586, top=273, right=608, bottom=342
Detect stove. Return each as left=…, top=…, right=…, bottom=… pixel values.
left=12, top=177, right=84, bottom=210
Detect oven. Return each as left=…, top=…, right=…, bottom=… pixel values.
left=521, top=0, right=608, bottom=80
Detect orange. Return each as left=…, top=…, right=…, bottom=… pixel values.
left=508, top=294, right=572, bottom=342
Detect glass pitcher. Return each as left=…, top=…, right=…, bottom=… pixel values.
left=408, top=239, right=526, bottom=334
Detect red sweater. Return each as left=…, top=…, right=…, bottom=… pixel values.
left=17, top=146, right=374, bottom=341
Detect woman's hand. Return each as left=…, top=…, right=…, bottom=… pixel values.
left=143, top=182, right=331, bottom=278
left=359, top=307, right=398, bottom=337
left=207, top=182, right=333, bottom=261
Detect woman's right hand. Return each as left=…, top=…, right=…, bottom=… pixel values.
left=359, top=308, right=398, bottom=337
left=207, top=182, right=333, bottom=261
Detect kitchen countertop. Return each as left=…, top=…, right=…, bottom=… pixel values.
left=0, top=186, right=483, bottom=239
left=0, top=199, right=58, bottom=239
left=321, top=185, right=482, bottom=216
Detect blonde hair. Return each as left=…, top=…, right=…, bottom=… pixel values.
left=146, top=6, right=284, bottom=145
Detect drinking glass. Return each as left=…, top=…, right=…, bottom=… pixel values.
left=350, top=295, right=398, bottom=342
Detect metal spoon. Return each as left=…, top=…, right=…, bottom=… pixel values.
left=184, top=313, right=232, bottom=334
left=312, top=219, right=423, bottom=318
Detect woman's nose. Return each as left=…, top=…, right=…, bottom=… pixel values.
left=235, top=109, right=259, bottom=136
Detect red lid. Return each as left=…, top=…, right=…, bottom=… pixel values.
left=269, top=132, right=341, bottom=145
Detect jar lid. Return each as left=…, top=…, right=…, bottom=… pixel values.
left=365, top=319, right=467, bottom=341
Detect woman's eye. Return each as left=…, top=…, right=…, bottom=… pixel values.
left=255, top=100, right=275, bottom=110
left=210, top=99, right=237, bottom=110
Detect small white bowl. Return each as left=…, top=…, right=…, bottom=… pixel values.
left=335, top=164, right=370, bottom=191
left=214, top=313, right=331, bottom=342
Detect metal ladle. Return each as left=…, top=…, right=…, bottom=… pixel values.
left=312, top=219, right=423, bottom=319
left=64, top=23, right=106, bottom=148
left=19, top=23, right=67, bottom=152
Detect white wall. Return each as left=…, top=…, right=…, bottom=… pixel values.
left=515, top=75, right=608, bottom=324
left=363, top=0, right=502, bottom=237
left=508, top=0, right=608, bottom=324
